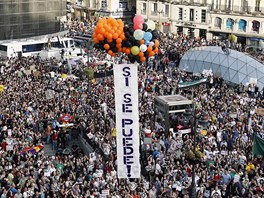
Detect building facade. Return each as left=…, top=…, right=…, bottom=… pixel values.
left=137, top=0, right=264, bottom=47
left=68, top=0, right=136, bottom=22
left=0, top=0, right=67, bottom=41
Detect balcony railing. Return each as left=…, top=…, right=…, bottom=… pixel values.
left=141, top=10, right=146, bottom=15
left=210, top=5, right=264, bottom=14
left=163, top=12, right=169, bottom=17
left=151, top=11, right=158, bottom=16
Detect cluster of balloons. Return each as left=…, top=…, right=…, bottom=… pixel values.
left=93, top=17, right=125, bottom=56
left=92, top=15, right=160, bottom=63
left=122, top=15, right=159, bottom=63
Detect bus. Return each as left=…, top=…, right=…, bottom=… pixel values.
left=0, top=37, right=75, bottom=58
left=73, top=34, right=92, bottom=46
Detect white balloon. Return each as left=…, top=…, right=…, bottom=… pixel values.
left=140, top=44, right=147, bottom=52
left=133, top=30, right=144, bottom=40
left=146, top=20, right=156, bottom=30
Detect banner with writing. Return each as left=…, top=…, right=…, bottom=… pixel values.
left=114, top=64, right=141, bottom=178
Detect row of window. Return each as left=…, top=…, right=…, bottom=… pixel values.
left=214, top=18, right=261, bottom=32
left=22, top=41, right=63, bottom=53
left=179, top=8, right=206, bottom=22
left=141, top=2, right=169, bottom=17
left=141, top=3, right=207, bottom=23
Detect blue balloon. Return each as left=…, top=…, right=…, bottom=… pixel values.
left=145, top=41, right=150, bottom=46
left=143, top=32, right=153, bottom=41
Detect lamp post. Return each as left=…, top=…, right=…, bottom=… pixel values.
left=183, top=108, right=208, bottom=198
left=157, top=9, right=163, bottom=31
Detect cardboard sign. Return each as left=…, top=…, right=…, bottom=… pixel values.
left=33, top=71, right=41, bottom=78
left=256, top=108, right=264, bottom=116
left=45, top=89, right=55, bottom=100
left=101, top=190, right=109, bottom=195
left=249, top=78, right=257, bottom=85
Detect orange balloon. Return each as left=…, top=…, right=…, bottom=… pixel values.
left=140, top=57, right=146, bottom=62
left=122, top=47, right=127, bottom=53
left=120, top=34, right=125, bottom=40
left=138, top=52, right=144, bottom=57
left=105, top=25, right=111, bottom=32
left=100, top=28, right=105, bottom=34
left=97, top=34, right=104, bottom=41
left=154, top=40, right=160, bottom=47
left=108, top=50, right=113, bottom=56
left=112, top=53, right=116, bottom=57
left=97, top=23, right=103, bottom=28
left=107, top=39, right=113, bottom=43
left=107, top=18, right=112, bottom=23
left=154, top=47, right=159, bottom=53
left=104, top=32, right=108, bottom=38
left=95, top=28, right=100, bottom=34
left=118, top=48, right=122, bottom=52
left=116, top=38, right=122, bottom=44
left=104, top=44, right=110, bottom=50
left=139, top=40, right=145, bottom=45
left=149, top=51, right=155, bottom=57
left=116, top=30, right=121, bottom=36
left=107, top=33, right=113, bottom=40
left=125, top=48, right=131, bottom=55
left=147, top=46, right=152, bottom=52
left=116, top=43, right=122, bottom=48
left=113, top=33, right=118, bottom=40
left=93, top=38, right=99, bottom=44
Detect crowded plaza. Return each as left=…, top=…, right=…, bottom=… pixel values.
left=0, top=17, right=263, bottom=198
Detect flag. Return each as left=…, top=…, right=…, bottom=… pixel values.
left=253, top=134, right=264, bottom=156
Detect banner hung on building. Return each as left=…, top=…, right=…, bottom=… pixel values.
left=113, top=64, right=141, bottom=178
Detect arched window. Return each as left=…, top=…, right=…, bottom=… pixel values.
left=252, top=20, right=260, bottom=33
left=226, top=18, right=234, bottom=30
left=238, top=19, right=247, bottom=31
left=215, top=17, right=222, bottom=28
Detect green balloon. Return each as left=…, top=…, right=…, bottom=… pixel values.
left=131, top=46, right=140, bottom=55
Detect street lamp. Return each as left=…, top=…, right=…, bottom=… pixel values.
left=157, top=9, right=163, bottom=31
left=183, top=108, right=208, bottom=198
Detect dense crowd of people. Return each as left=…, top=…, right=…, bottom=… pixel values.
left=0, top=18, right=263, bottom=198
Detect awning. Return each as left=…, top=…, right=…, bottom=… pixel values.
left=250, top=37, right=260, bottom=41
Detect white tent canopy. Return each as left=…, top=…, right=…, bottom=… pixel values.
left=179, top=46, right=264, bottom=89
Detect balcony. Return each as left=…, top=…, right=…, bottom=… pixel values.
left=151, top=11, right=158, bottom=16
left=95, top=10, right=135, bottom=18
left=210, top=5, right=264, bottom=15
left=171, top=0, right=207, bottom=6
left=163, top=12, right=169, bottom=17
left=141, top=10, right=146, bottom=15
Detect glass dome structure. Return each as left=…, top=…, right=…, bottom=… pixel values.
left=179, top=46, right=264, bottom=89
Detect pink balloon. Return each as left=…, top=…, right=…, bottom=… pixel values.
left=133, top=15, right=144, bottom=24
left=134, top=23, right=143, bottom=30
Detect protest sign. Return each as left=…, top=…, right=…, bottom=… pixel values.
left=113, top=64, right=140, bottom=178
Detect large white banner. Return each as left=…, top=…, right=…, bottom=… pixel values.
left=114, top=64, right=141, bottom=178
